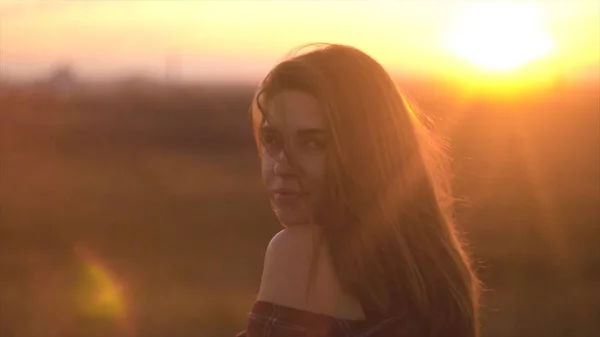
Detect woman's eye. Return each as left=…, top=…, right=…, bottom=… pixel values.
left=305, top=138, right=325, bottom=149
left=262, top=134, right=280, bottom=147
left=264, top=136, right=275, bottom=144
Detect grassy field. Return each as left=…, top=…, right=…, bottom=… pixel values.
left=0, top=79, right=598, bottom=336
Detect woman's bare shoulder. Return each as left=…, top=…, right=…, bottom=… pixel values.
left=257, top=225, right=316, bottom=307
left=257, top=225, right=365, bottom=320
left=266, top=225, right=317, bottom=258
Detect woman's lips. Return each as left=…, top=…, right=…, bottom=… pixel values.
left=273, top=190, right=306, bottom=203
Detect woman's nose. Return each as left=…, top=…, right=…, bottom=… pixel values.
left=273, top=149, right=297, bottom=177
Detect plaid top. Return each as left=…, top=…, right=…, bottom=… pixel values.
left=236, top=300, right=415, bottom=337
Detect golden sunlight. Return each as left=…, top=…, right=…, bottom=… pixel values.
left=74, top=246, right=134, bottom=335
left=445, top=2, right=555, bottom=72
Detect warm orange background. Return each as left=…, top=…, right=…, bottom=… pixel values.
left=2, top=0, right=598, bottom=85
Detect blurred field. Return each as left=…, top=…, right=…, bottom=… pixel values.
left=0, top=77, right=598, bottom=337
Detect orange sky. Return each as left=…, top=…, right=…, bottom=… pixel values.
left=1, top=0, right=598, bottom=84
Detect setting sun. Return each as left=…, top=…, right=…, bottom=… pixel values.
left=445, top=2, right=555, bottom=72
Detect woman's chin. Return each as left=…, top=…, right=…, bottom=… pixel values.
left=276, top=212, right=312, bottom=227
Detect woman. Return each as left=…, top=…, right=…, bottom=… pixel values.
left=237, top=43, right=480, bottom=337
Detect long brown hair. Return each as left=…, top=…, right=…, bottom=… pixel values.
left=252, top=43, right=480, bottom=336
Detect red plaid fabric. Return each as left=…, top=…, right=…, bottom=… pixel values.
left=236, top=301, right=411, bottom=337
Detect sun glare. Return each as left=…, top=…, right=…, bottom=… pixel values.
left=445, top=2, right=555, bottom=72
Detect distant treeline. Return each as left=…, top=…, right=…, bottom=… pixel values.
left=1, top=84, right=257, bottom=152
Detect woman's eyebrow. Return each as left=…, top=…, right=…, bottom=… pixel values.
left=297, top=128, right=326, bottom=137
left=261, top=124, right=326, bottom=136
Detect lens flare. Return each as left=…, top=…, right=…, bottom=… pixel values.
left=74, top=245, right=135, bottom=336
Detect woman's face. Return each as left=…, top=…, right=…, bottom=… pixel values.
left=260, top=90, right=328, bottom=226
